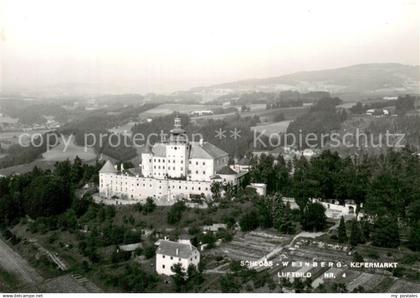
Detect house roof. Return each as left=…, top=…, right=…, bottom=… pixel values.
left=217, top=166, right=238, bottom=175
left=190, top=142, right=228, bottom=160
left=179, top=234, right=191, bottom=240
left=156, top=240, right=198, bottom=259
left=99, top=160, right=118, bottom=174
left=119, top=242, right=143, bottom=252
left=237, top=156, right=251, bottom=165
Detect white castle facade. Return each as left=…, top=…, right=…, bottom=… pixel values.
left=99, top=117, right=244, bottom=205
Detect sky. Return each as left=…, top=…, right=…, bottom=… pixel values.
left=0, top=0, right=419, bottom=94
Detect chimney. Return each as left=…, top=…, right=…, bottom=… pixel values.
left=176, top=248, right=179, bottom=256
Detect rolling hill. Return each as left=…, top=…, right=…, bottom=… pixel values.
left=193, top=63, right=420, bottom=100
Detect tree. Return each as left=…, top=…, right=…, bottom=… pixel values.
left=211, top=182, right=222, bottom=200
left=349, top=220, right=362, bottom=246
left=352, top=251, right=364, bottom=262
left=372, top=216, right=400, bottom=248
left=291, top=156, right=314, bottom=210
left=408, top=222, right=420, bottom=251
left=338, top=216, right=348, bottom=243
left=167, top=201, right=187, bottom=225
left=360, top=219, right=371, bottom=243
left=220, top=274, right=240, bottom=293
left=171, top=263, right=187, bottom=292
left=239, top=210, right=259, bottom=232
left=186, top=264, right=204, bottom=290
left=301, top=202, right=326, bottom=232
left=23, top=175, right=72, bottom=218
left=143, top=197, right=156, bottom=214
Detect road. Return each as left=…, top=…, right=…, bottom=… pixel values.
left=0, top=237, right=43, bottom=286
left=0, top=237, right=101, bottom=292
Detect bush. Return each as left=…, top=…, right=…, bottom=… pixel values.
left=144, top=245, right=156, bottom=259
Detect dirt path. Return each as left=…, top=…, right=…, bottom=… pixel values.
left=0, top=238, right=43, bottom=286
left=0, top=238, right=102, bottom=292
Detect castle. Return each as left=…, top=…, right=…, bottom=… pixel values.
left=99, top=116, right=245, bottom=205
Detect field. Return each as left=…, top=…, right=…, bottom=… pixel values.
left=42, top=136, right=97, bottom=162
left=0, top=159, right=56, bottom=176
left=0, top=129, right=51, bottom=147
left=109, top=121, right=137, bottom=136
left=242, top=106, right=309, bottom=122
left=0, top=113, right=19, bottom=124
left=140, top=104, right=220, bottom=117
left=251, top=120, right=291, bottom=137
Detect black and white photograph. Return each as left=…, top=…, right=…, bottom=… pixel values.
left=0, top=0, right=419, bottom=296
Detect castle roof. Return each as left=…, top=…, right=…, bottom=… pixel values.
left=190, top=142, right=228, bottom=160
left=237, top=156, right=251, bottom=165
left=144, top=144, right=152, bottom=154
left=217, top=166, right=238, bottom=175
left=152, top=143, right=167, bottom=157
left=99, top=160, right=118, bottom=174
left=156, top=240, right=198, bottom=259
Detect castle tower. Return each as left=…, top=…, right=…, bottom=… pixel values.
left=141, top=144, right=153, bottom=177
left=167, top=114, right=189, bottom=178
left=169, top=114, right=187, bottom=144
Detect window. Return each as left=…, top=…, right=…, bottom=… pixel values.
left=162, top=265, right=165, bottom=269
left=162, top=255, right=165, bottom=258
left=170, top=256, right=173, bottom=260
left=196, top=162, right=198, bottom=165
left=196, top=171, right=198, bottom=174
left=203, top=162, right=205, bottom=165
left=203, top=171, right=206, bottom=175
left=181, top=160, right=183, bottom=164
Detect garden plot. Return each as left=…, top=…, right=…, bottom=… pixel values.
left=311, top=267, right=345, bottom=288
left=216, top=231, right=288, bottom=261
left=346, top=272, right=388, bottom=292
left=386, top=279, right=420, bottom=293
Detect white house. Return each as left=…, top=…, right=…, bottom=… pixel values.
left=155, top=240, right=200, bottom=276
left=247, top=183, right=267, bottom=196
left=231, top=156, right=251, bottom=173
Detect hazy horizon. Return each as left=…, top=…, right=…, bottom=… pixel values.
left=1, top=0, right=419, bottom=94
